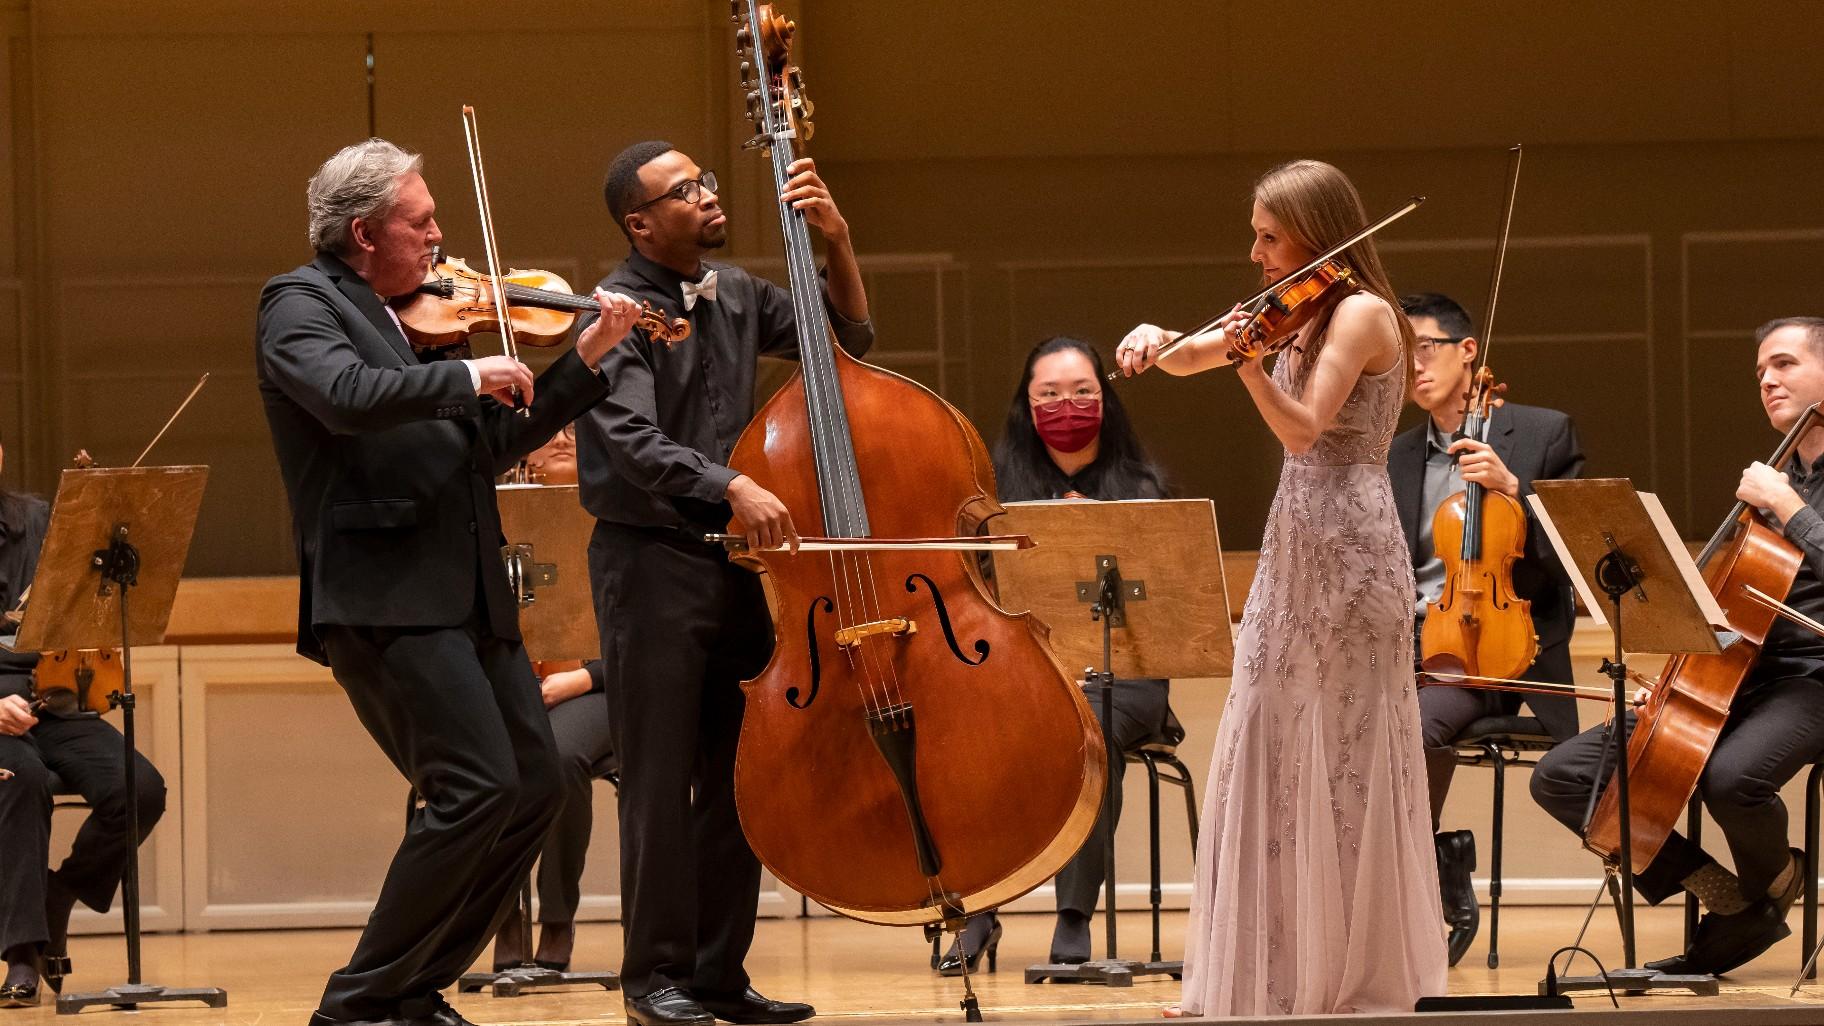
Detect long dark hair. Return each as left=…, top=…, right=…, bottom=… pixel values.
left=992, top=336, right=1169, bottom=502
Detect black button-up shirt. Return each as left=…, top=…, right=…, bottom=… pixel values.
left=574, top=250, right=874, bottom=534
left=1758, top=450, right=1824, bottom=682
left=0, top=493, right=49, bottom=700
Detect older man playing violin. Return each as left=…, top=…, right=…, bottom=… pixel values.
left=257, top=138, right=645, bottom=1026
left=1530, top=316, right=1824, bottom=976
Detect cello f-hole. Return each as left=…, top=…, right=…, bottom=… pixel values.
left=791, top=595, right=835, bottom=709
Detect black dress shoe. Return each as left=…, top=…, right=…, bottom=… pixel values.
left=936, top=914, right=1002, bottom=977
left=625, top=987, right=715, bottom=1026
left=1681, top=898, right=1791, bottom=976
left=696, top=988, right=814, bottom=1025
left=0, top=980, right=39, bottom=1009
left=1435, top=830, right=1480, bottom=968
left=308, top=1012, right=409, bottom=1026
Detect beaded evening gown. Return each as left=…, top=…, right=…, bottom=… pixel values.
left=1179, top=349, right=1448, bottom=1016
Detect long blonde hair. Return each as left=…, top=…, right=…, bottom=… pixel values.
left=1252, top=159, right=1413, bottom=390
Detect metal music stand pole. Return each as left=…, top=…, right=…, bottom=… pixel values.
left=4, top=464, right=223, bottom=1014
left=1528, top=480, right=1724, bottom=998
left=989, top=499, right=1231, bottom=988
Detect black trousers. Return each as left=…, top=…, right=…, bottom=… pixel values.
left=1530, top=675, right=1824, bottom=904
left=590, top=523, right=771, bottom=1000
left=316, top=620, right=560, bottom=1021
left=1419, top=684, right=1522, bottom=831
left=1054, top=679, right=1172, bottom=917
left=536, top=689, right=616, bottom=923
left=0, top=714, right=166, bottom=956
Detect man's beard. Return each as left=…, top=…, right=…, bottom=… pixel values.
left=700, top=222, right=728, bottom=250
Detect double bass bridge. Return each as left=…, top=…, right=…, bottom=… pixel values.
left=834, top=617, right=917, bottom=648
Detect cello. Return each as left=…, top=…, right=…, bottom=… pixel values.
left=721, top=0, right=1106, bottom=956
left=1584, top=404, right=1821, bottom=870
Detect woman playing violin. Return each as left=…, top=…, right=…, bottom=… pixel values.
left=0, top=428, right=167, bottom=1008
left=1118, top=159, right=1446, bottom=1016
left=1529, top=317, right=1824, bottom=977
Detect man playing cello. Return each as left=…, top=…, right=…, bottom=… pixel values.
left=1530, top=316, right=1824, bottom=975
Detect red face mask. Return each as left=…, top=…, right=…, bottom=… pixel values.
left=1032, top=397, right=1103, bottom=454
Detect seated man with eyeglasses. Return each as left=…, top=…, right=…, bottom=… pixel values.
left=1390, top=292, right=1584, bottom=967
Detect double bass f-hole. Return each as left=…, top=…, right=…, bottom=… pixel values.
left=905, top=573, right=989, bottom=666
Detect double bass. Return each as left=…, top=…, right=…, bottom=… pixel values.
left=722, top=0, right=1106, bottom=940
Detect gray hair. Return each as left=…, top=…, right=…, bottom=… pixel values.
left=306, top=139, right=424, bottom=253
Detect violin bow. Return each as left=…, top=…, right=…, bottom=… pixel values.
left=131, top=372, right=209, bottom=468
left=460, top=105, right=526, bottom=413
left=1460, top=144, right=1523, bottom=439
left=1113, top=195, right=1426, bottom=381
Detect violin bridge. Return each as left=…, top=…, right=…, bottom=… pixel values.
left=834, top=617, right=917, bottom=649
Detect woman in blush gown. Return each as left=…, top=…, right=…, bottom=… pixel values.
left=1116, top=159, right=1447, bottom=1016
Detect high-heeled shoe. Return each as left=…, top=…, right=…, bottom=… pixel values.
left=935, top=916, right=1001, bottom=978
left=43, top=879, right=74, bottom=994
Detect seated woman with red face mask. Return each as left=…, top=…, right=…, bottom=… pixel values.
left=932, top=335, right=1180, bottom=976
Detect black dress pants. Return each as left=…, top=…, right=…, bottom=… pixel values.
left=1419, top=684, right=1522, bottom=831
left=0, top=714, right=166, bottom=956
left=590, top=522, right=771, bottom=1000
left=536, top=690, right=616, bottom=924
left=1053, top=679, right=1171, bottom=917
left=1530, top=675, right=1824, bottom=904
left=316, top=620, right=560, bottom=1021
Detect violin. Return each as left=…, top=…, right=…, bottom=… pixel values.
left=1107, top=197, right=1423, bottom=380
left=393, top=253, right=690, bottom=351
left=722, top=0, right=1106, bottom=951
left=1585, top=405, right=1819, bottom=871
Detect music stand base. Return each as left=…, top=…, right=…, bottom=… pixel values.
left=1547, top=969, right=1718, bottom=997
left=56, top=983, right=228, bottom=1014
left=457, top=965, right=619, bottom=998
left=1025, top=958, right=1182, bottom=986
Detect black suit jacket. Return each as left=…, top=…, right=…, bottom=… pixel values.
left=1390, top=402, right=1585, bottom=740
left=256, top=252, right=610, bottom=664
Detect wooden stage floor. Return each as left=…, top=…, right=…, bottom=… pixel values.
left=17, top=907, right=1824, bottom=1024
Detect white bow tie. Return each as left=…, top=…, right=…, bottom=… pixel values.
left=681, top=269, right=718, bottom=311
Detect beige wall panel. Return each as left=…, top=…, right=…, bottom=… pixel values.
left=33, top=33, right=369, bottom=275
left=1225, top=4, right=1732, bottom=152
left=60, top=647, right=183, bottom=935
left=1728, top=1, right=1824, bottom=139
left=805, top=0, right=1230, bottom=163
left=371, top=21, right=721, bottom=275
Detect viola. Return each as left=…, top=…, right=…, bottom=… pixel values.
left=1420, top=368, right=1536, bottom=684
left=32, top=648, right=120, bottom=716
left=723, top=0, right=1106, bottom=937
left=1420, top=145, right=1537, bottom=686
left=1584, top=404, right=1819, bottom=870
left=394, top=253, right=690, bottom=351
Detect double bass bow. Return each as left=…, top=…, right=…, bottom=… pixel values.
left=1420, top=145, right=1539, bottom=688
left=721, top=0, right=1106, bottom=966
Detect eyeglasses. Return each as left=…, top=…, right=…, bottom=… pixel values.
left=1413, top=336, right=1466, bottom=362
left=627, top=170, right=717, bottom=216
left=1029, top=393, right=1101, bottom=412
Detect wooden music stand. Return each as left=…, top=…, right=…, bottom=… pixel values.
left=6, top=465, right=226, bottom=1014
left=992, top=498, right=1231, bottom=986
left=456, top=482, right=616, bottom=998
left=1529, top=479, right=1723, bottom=997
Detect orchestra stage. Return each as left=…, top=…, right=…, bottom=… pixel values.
left=17, top=907, right=1824, bottom=1026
